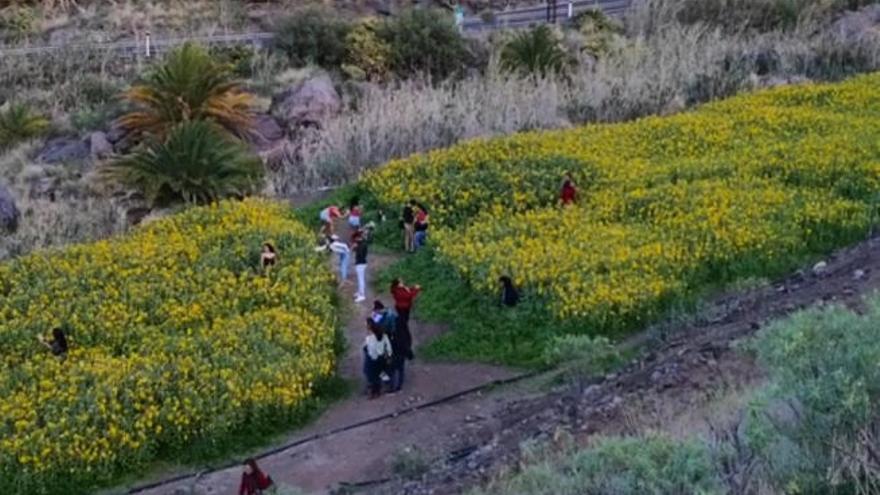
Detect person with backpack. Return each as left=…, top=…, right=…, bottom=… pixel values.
left=239, top=458, right=273, bottom=495
left=363, top=318, right=392, bottom=399
left=373, top=300, right=408, bottom=392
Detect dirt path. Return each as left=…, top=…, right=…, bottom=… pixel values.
left=138, top=227, right=517, bottom=494
left=369, top=236, right=880, bottom=494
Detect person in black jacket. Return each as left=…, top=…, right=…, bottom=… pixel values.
left=499, top=276, right=520, bottom=307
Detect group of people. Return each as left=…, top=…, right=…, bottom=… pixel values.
left=316, top=198, right=374, bottom=303
left=363, top=279, right=421, bottom=398
left=401, top=199, right=430, bottom=253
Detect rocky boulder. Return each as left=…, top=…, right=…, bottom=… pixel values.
left=36, top=136, right=90, bottom=164
left=89, top=131, right=114, bottom=159
left=270, top=74, right=342, bottom=131
left=0, top=184, right=20, bottom=233
left=248, top=113, right=285, bottom=150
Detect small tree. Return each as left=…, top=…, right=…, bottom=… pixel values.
left=118, top=43, right=254, bottom=140
left=500, top=25, right=573, bottom=78
left=102, top=121, right=263, bottom=208
left=343, top=18, right=392, bottom=82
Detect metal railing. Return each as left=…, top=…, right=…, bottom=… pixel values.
left=0, top=0, right=632, bottom=59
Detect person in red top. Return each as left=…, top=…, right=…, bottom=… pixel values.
left=560, top=172, right=577, bottom=206
left=390, top=278, right=420, bottom=356
left=239, top=458, right=273, bottom=495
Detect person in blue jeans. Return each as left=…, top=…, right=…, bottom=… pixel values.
left=373, top=300, right=408, bottom=393
left=328, top=235, right=350, bottom=283
left=413, top=203, right=429, bottom=250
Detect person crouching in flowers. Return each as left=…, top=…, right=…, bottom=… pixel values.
left=37, top=327, right=68, bottom=359
left=319, top=205, right=345, bottom=237
left=260, top=242, right=277, bottom=273
left=239, top=458, right=273, bottom=495
left=363, top=318, right=392, bottom=399
left=499, top=275, right=520, bottom=307
left=560, top=172, right=577, bottom=206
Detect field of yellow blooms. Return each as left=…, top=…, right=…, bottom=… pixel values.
left=0, top=199, right=336, bottom=494
left=365, top=73, right=880, bottom=334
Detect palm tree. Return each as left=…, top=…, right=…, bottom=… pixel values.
left=500, top=25, right=573, bottom=78
left=118, top=43, right=254, bottom=140
left=102, top=121, right=264, bottom=207
left=0, top=104, right=49, bottom=150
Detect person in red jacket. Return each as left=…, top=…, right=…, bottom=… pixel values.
left=239, top=458, right=273, bottom=495
left=560, top=172, right=577, bottom=206
left=390, top=278, right=420, bottom=359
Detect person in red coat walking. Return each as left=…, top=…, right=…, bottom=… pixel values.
left=560, top=172, right=577, bottom=206
left=239, top=458, right=273, bottom=495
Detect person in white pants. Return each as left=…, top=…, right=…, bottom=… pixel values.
left=352, top=231, right=369, bottom=303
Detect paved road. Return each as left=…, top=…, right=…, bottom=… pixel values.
left=0, top=0, right=632, bottom=58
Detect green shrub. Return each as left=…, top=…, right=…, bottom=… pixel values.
left=476, top=435, right=723, bottom=495
left=0, top=103, right=49, bottom=150
left=344, top=17, right=392, bottom=82
left=273, top=8, right=352, bottom=68
left=500, top=25, right=573, bottom=77
left=573, top=9, right=623, bottom=57
left=379, top=8, right=468, bottom=80
left=544, top=334, right=622, bottom=381
left=746, top=300, right=880, bottom=494
left=101, top=120, right=264, bottom=207
left=210, top=44, right=258, bottom=78
left=391, top=446, right=432, bottom=480
left=0, top=5, right=35, bottom=43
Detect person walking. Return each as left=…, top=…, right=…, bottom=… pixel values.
left=352, top=231, right=369, bottom=303
left=402, top=200, right=416, bottom=253
left=560, top=172, right=577, bottom=206
left=499, top=275, right=520, bottom=307
left=390, top=279, right=419, bottom=359
left=414, top=203, right=430, bottom=250
left=238, top=458, right=273, bottom=495
left=328, top=235, right=351, bottom=284
left=363, top=318, right=392, bottom=399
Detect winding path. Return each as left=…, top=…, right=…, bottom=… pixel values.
left=134, top=226, right=517, bottom=494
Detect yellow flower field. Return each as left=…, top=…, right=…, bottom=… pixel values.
left=0, top=199, right=336, bottom=493
left=365, top=73, right=880, bottom=333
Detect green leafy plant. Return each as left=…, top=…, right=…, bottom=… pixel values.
left=272, top=8, right=352, bottom=68
left=0, top=103, right=49, bottom=150
left=746, top=300, right=880, bottom=494
left=380, top=8, right=468, bottom=80
left=544, top=334, right=622, bottom=383
left=475, top=434, right=723, bottom=495
left=344, top=17, right=392, bottom=82
left=500, top=25, right=573, bottom=77
left=118, top=42, right=254, bottom=140
left=102, top=120, right=263, bottom=207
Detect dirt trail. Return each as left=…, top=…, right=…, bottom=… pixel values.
left=368, top=236, right=880, bottom=495
left=138, top=227, right=517, bottom=495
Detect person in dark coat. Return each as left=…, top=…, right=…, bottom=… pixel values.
left=499, top=276, right=520, bottom=307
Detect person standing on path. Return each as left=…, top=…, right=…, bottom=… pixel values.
left=363, top=318, right=392, bottom=399
left=390, top=279, right=419, bottom=358
left=352, top=231, right=369, bottom=303
left=402, top=200, right=416, bottom=253
left=328, top=235, right=351, bottom=284
left=238, top=458, right=273, bottom=495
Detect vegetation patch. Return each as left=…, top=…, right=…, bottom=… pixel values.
left=0, top=199, right=337, bottom=494
left=365, top=74, right=880, bottom=363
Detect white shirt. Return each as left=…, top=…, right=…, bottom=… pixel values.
left=364, top=334, right=392, bottom=360
left=328, top=240, right=350, bottom=254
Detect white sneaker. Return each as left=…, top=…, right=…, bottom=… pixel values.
left=354, top=295, right=367, bottom=303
